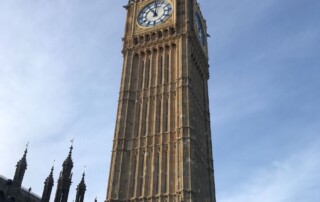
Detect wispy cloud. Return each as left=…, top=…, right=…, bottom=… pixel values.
left=219, top=142, right=320, bottom=202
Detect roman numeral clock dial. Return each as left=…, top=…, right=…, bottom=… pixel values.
left=138, top=0, right=173, bottom=27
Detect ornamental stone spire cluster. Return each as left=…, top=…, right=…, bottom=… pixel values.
left=0, top=142, right=89, bottom=202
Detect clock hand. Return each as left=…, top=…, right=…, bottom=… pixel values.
left=150, top=9, right=157, bottom=16
left=154, top=1, right=158, bottom=16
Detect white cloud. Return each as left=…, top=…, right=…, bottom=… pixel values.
left=219, top=143, right=320, bottom=202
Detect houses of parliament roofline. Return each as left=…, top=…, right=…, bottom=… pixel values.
left=0, top=144, right=95, bottom=202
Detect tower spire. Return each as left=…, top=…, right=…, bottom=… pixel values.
left=41, top=163, right=54, bottom=202
left=54, top=142, right=74, bottom=202
left=75, top=167, right=86, bottom=202
left=13, top=142, right=29, bottom=187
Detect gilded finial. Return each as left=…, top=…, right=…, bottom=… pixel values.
left=70, top=138, right=74, bottom=147
left=69, top=139, right=74, bottom=155
left=51, top=160, right=55, bottom=171
left=23, top=141, right=29, bottom=157
left=83, top=166, right=86, bottom=178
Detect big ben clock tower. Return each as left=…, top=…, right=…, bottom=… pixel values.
left=106, top=0, right=216, bottom=201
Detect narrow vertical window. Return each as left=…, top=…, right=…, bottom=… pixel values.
left=157, top=99, right=162, bottom=133
left=134, top=104, right=141, bottom=138
left=140, top=58, right=145, bottom=89
left=140, top=153, right=145, bottom=196
left=164, top=99, right=168, bottom=132
left=146, top=57, right=150, bottom=88
left=158, top=55, right=163, bottom=85
left=165, top=53, right=169, bottom=83
left=142, top=102, right=148, bottom=136
left=164, top=150, right=168, bottom=193
left=156, top=152, right=160, bottom=194
left=131, top=155, right=137, bottom=197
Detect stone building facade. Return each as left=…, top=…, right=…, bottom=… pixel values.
left=106, top=0, right=216, bottom=201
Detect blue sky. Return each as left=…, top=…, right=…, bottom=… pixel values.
left=0, top=0, right=319, bottom=201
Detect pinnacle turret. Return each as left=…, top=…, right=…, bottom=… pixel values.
left=54, top=143, right=74, bottom=202
left=41, top=166, right=54, bottom=202
left=13, top=143, right=29, bottom=187
left=78, top=172, right=86, bottom=188
left=75, top=171, right=86, bottom=202
left=63, top=145, right=74, bottom=168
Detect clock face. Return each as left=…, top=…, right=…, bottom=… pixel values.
left=138, top=0, right=173, bottom=28
left=195, top=14, right=205, bottom=46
